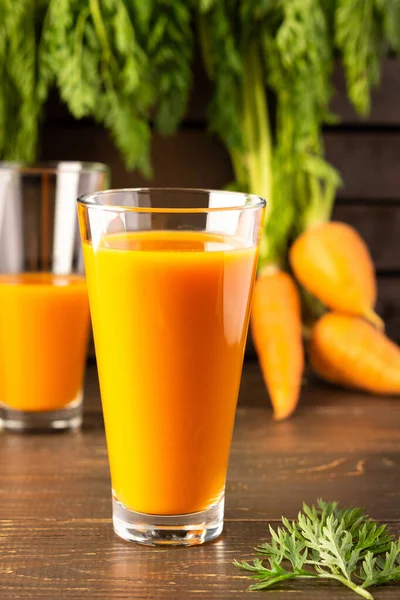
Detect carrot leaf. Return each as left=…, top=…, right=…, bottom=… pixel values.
left=234, top=500, right=399, bottom=599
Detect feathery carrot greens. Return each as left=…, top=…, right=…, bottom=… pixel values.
left=0, top=0, right=193, bottom=175
left=198, top=0, right=399, bottom=266
left=199, top=0, right=336, bottom=268
left=234, top=500, right=400, bottom=599
left=1, top=0, right=400, bottom=265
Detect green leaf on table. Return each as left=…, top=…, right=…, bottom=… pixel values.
left=234, top=500, right=399, bottom=599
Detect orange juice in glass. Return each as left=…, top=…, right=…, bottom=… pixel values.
left=78, top=188, right=265, bottom=545
left=0, top=162, right=108, bottom=431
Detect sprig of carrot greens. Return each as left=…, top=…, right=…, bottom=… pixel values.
left=38, top=0, right=194, bottom=175
left=0, top=0, right=41, bottom=162
left=234, top=500, right=400, bottom=599
left=198, top=0, right=341, bottom=269
left=1, top=0, right=194, bottom=175
left=39, top=0, right=155, bottom=174
left=335, top=0, right=400, bottom=118
left=2, top=0, right=399, bottom=191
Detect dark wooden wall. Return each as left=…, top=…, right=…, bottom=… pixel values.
left=40, top=59, right=400, bottom=341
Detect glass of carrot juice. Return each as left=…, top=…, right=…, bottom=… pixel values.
left=78, top=188, right=265, bottom=546
left=0, top=162, right=109, bottom=431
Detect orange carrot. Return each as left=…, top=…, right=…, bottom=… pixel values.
left=251, top=268, right=304, bottom=420
left=310, top=312, right=400, bottom=395
left=290, top=221, right=382, bottom=328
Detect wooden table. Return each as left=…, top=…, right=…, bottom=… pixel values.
left=1, top=362, right=400, bottom=599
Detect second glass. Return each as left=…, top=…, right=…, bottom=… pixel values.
left=78, top=188, right=265, bottom=546
left=0, top=162, right=109, bottom=431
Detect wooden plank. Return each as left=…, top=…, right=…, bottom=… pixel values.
left=331, top=59, right=400, bottom=125
left=2, top=366, right=400, bottom=524
left=376, top=276, right=400, bottom=341
left=1, top=518, right=400, bottom=599
left=2, top=419, right=399, bottom=523
left=325, top=132, right=400, bottom=200
left=187, top=59, right=400, bottom=126
left=1, top=365, right=400, bottom=598
left=40, top=126, right=234, bottom=191
left=42, top=124, right=400, bottom=201
left=332, top=203, right=400, bottom=270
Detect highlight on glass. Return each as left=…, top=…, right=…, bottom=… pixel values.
left=0, top=162, right=109, bottom=431
left=78, top=188, right=266, bottom=546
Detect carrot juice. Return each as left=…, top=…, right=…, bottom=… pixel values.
left=83, top=231, right=258, bottom=516
left=0, top=273, right=90, bottom=412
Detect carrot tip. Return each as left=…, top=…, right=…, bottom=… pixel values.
left=273, top=409, right=295, bottom=422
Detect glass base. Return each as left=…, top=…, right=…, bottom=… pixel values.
left=112, top=495, right=225, bottom=546
left=0, top=396, right=82, bottom=432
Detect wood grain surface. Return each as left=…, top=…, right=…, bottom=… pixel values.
left=1, top=362, right=400, bottom=599
left=332, top=203, right=400, bottom=271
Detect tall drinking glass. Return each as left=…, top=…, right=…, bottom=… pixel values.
left=78, top=188, right=265, bottom=545
left=0, top=162, right=109, bottom=431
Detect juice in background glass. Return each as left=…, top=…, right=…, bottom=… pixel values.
left=78, top=188, right=265, bottom=546
left=0, top=273, right=90, bottom=412
left=0, top=161, right=109, bottom=431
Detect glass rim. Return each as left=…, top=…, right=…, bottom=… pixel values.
left=0, top=161, right=109, bottom=175
left=77, top=187, right=266, bottom=214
